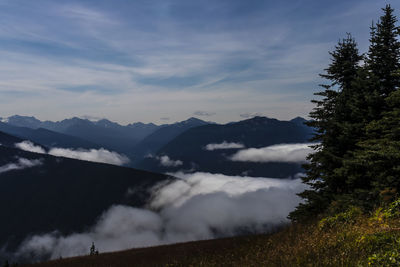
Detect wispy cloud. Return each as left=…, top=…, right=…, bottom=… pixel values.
left=230, top=143, right=315, bottom=163
left=15, top=141, right=129, bottom=166
left=193, top=111, right=216, bottom=117
left=204, top=141, right=244, bottom=151
left=58, top=5, right=117, bottom=26
left=15, top=141, right=45, bottom=154
left=48, top=147, right=129, bottom=166
left=239, top=112, right=263, bottom=119
left=158, top=155, right=183, bottom=167
left=0, top=158, right=43, bottom=174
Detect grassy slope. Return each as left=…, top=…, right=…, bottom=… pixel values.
left=22, top=201, right=400, bottom=267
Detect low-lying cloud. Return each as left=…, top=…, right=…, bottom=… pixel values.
left=230, top=143, right=315, bottom=163
left=158, top=155, right=183, bottom=167
left=48, top=148, right=129, bottom=166
left=14, top=141, right=129, bottom=166
left=15, top=141, right=46, bottom=154
left=205, top=141, right=245, bottom=151
left=17, top=172, right=306, bottom=259
left=239, top=112, right=263, bottom=118
left=0, top=158, right=43, bottom=174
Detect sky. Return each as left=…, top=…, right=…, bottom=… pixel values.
left=0, top=0, right=398, bottom=125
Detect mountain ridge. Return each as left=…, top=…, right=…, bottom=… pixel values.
left=137, top=116, right=313, bottom=177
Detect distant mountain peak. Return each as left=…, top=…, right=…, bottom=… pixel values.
left=6, top=115, right=43, bottom=129
left=96, top=118, right=114, bottom=124
left=95, top=119, right=122, bottom=128
left=245, top=116, right=276, bottom=123
left=62, top=117, right=87, bottom=124
left=185, top=117, right=204, bottom=122
left=128, top=122, right=158, bottom=127
left=290, top=116, right=306, bottom=121
left=8, top=115, right=40, bottom=121
left=78, top=115, right=105, bottom=122
left=290, top=117, right=308, bottom=125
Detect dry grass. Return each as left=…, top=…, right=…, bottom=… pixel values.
left=21, top=205, right=400, bottom=267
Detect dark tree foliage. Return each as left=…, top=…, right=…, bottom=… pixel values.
left=90, top=242, right=95, bottom=256
left=90, top=242, right=99, bottom=256
left=290, top=5, right=400, bottom=221
left=289, top=35, right=363, bottom=219
left=339, top=90, right=400, bottom=208
left=367, top=5, right=400, bottom=97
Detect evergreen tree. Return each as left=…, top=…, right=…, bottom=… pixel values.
left=291, top=5, right=400, bottom=220
left=336, top=5, right=400, bottom=208
left=90, top=242, right=96, bottom=256
left=340, top=89, right=400, bottom=208
left=367, top=4, right=400, bottom=97
left=289, top=35, right=362, bottom=220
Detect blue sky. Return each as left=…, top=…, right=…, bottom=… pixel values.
left=0, top=0, right=398, bottom=124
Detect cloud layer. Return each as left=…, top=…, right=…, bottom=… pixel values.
left=15, top=141, right=129, bottom=166
left=48, top=147, right=129, bottom=166
left=239, top=113, right=263, bottom=119
left=158, top=155, right=183, bottom=167
left=205, top=141, right=245, bottom=151
left=17, top=172, right=306, bottom=259
left=0, top=158, right=43, bottom=174
left=15, top=141, right=46, bottom=154
left=230, top=143, right=314, bottom=163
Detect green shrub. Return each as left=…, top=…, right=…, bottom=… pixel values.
left=358, top=232, right=400, bottom=266
left=368, top=249, right=400, bottom=266
left=318, top=206, right=362, bottom=230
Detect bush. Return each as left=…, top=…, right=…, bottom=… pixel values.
left=318, top=206, right=362, bottom=230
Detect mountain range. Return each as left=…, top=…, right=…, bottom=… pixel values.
left=0, top=115, right=313, bottom=177
left=128, top=117, right=209, bottom=163
left=0, top=115, right=211, bottom=155
left=0, top=121, right=100, bottom=149
left=137, top=116, right=313, bottom=177
left=1, top=115, right=162, bottom=152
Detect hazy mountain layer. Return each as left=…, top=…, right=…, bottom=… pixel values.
left=0, top=122, right=101, bottom=149
left=129, top=117, right=210, bottom=163
left=2, top=116, right=162, bottom=152
left=137, top=116, right=313, bottom=177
